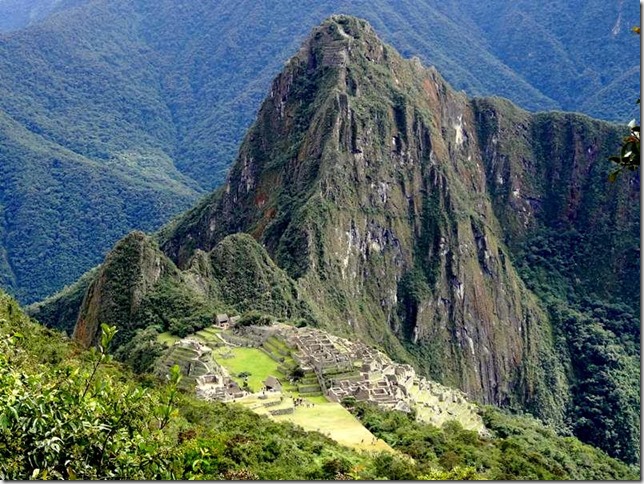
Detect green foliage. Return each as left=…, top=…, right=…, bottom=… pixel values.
left=156, top=364, right=182, bottom=431
left=518, top=225, right=640, bottom=464
left=81, top=322, right=118, bottom=400
left=210, top=234, right=315, bottom=321
left=138, top=279, right=216, bottom=338
left=114, top=325, right=166, bottom=374
left=0, top=0, right=69, bottom=32
left=348, top=401, right=638, bottom=480
left=236, top=310, right=273, bottom=328
left=0, top=319, right=179, bottom=479
left=474, top=100, right=640, bottom=462
left=418, top=466, right=484, bottom=480
left=548, top=302, right=640, bottom=464
left=397, top=268, right=430, bottom=339
left=0, top=290, right=386, bottom=480
left=437, top=0, right=640, bottom=120
left=16, top=11, right=640, bottom=476
left=609, top=27, right=640, bottom=179
left=609, top=101, right=640, bottom=180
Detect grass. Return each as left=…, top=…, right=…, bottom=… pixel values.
left=157, top=331, right=180, bottom=346
left=212, top=346, right=284, bottom=392
left=271, top=398, right=393, bottom=453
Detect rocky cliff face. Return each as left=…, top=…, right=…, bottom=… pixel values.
left=473, top=98, right=639, bottom=306
left=39, top=16, right=638, bottom=431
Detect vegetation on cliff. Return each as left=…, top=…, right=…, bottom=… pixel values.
left=52, top=231, right=318, bottom=361
left=348, top=401, right=638, bottom=480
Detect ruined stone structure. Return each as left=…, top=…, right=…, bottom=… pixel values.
left=159, top=338, right=249, bottom=402
left=164, top=322, right=484, bottom=432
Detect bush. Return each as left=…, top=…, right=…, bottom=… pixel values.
left=236, top=311, right=274, bottom=327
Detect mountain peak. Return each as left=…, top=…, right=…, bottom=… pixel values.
left=299, top=15, right=383, bottom=69
left=153, top=16, right=637, bottom=433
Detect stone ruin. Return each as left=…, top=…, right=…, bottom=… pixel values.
left=265, top=327, right=414, bottom=410
left=268, top=326, right=484, bottom=432
left=168, top=321, right=484, bottom=432
left=213, top=313, right=241, bottom=330
left=166, top=338, right=249, bottom=402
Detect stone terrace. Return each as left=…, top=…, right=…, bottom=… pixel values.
left=161, top=322, right=485, bottom=432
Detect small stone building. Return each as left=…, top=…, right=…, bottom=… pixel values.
left=263, top=375, right=282, bottom=392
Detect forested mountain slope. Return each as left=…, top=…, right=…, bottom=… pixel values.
left=0, top=0, right=84, bottom=32
left=34, top=16, right=640, bottom=465
left=434, top=0, right=641, bottom=121
left=0, top=0, right=638, bottom=304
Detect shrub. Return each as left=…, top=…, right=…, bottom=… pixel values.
left=236, top=311, right=274, bottom=327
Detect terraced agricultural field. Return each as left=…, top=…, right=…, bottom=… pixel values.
left=157, top=331, right=180, bottom=346
left=155, top=344, right=212, bottom=389
left=194, top=326, right=224, bottom=345
left=270, top=398, right=393, bottom=453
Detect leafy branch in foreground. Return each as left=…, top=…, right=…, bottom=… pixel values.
left=609, top=105, right=640, bottom=181
left=156, top=364, right=182, bottom=430
left=609, top=27, right=640, bottom=181
left=81, top=323, right=117, bottom=399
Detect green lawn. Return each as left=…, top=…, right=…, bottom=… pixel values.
left=271, top=399, right=393, bottom=453
left=157, top=331, right=180, bottom=346
left=212, top=346, right=284, bottom=392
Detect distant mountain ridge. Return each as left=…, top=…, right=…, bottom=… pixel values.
left=0, top=0, right=638, bottom=304
left=33, top=16, right=640, bottom=464
left=0, top=0, right=82, bottom=32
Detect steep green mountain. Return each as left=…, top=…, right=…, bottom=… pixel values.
left=1, top=0, right=638, bottom=304
left=35, top=16, right=640, bottom=464
left=435, top=0, right=641, bottom=122
left=68, top=230, right=313, bottom=350
left=3, top=289, right=637, bottom=479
